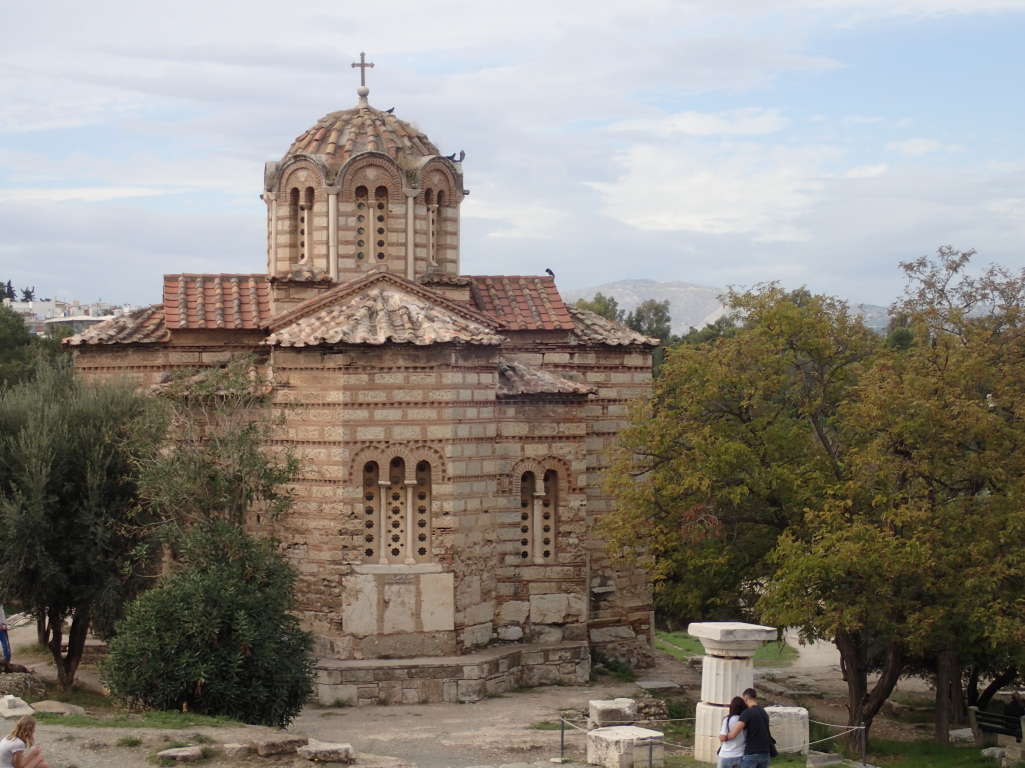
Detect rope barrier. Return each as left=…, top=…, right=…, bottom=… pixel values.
left=809, top=718, right=866, bottom=730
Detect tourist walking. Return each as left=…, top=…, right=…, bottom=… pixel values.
left=717, top=696, right=748, bottom=767
left=0, top=716, right=50, bottom=768
left=0, top=605, right=9, bottom=663
left=723, top=687, right=774, bottom=768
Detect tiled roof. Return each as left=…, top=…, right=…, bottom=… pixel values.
left=266, top=286, right=504, bottom=348
left=286, top=104, right=439, bottom=167
left=163, top=274, right=271, bottom=330
left=418, top=273, right=472, bottom=287
left=64, top=305, right=170, bottom=346
left=468, top=276, right=575, bottom=331
left=496, top=358, right=596, bottom=397
left=567, top=306, right=660, bottom=346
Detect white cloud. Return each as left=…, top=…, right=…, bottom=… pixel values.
left=610, top=108, right=788, bottom=137
left=846, top=164, right=889, bottom=178
left=0, top=186, right=172, bottom=202
left=885, top=138, right=959, bottom=156
left=591, top=142, right=839, bottom=242
left=461, top=198, right=567, bottom=239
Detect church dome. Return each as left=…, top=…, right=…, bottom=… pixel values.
left=283, top=94, right=440, bottom=170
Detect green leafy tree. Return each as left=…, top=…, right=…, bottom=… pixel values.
left=678, top=316, right=737, bottom=346
left=603, top=253, right=1025, bottom=744
left=575, top=292, right=624, bottom=323
left=4, top=282, right=14, bottom=301
left=0, top=306, right=34, bottom=387
left=104, top=522, right=315, bottom=727
left=136, top=354, right=301, bottom=527
left=19, top=287, right=34, bottom=302
left=624, top=299, right=672, bottom=342
left=0, top=362, right=160, bottom=689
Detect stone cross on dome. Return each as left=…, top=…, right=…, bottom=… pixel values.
left=351, top=52, right=374, bottom=102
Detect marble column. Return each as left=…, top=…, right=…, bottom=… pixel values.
left=688, top=621, right=776, bottom=764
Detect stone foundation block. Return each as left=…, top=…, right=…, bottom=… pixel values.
left=253, top=736, right=309, bottom=756
left=156, top=747, right=204, bottom=762
left=805, top=752, right=842, bottom=767
left=588, top=698, right=637, bottom=729
left=586, top=726, right=664, bottom=768
left=693, top=701, right=728, bottom=764
left=766, top=705, right=808, bottom=755
left=297, top=740, right=356, bottom=763
left=222, top=744, right=250, bottom=758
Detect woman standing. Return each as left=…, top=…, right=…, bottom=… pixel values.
left=0, top=716, right=50, bottom=768
left=717, top=696, right=747, bottom=768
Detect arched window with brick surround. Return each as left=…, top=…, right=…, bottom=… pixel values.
left=361, top=461, right=380, bottom=562
left=518, top=468, right=558, bottom=564
left=413, top=461, right=432, bottom=562
left=360, top=456, right=434, bottom=565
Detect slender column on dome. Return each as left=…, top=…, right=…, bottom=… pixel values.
left=328, top=191, right=339, bottom=281
left=403, top=187, right=418, bottom=279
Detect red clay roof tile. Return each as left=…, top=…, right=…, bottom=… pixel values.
left=162, top=274, right=271, bottom=330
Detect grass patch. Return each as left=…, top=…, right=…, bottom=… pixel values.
left=13, top=642, right=49, bottom=657
left=528, top=720, right=564, bottom=730
left=654, top=631, right=797, bottom=668
left=867, top=738, right=991, bottom=767
left=33, top=710, right=236, bottom=729
left=509, top=685, right=537, bottom=694
left=23, top=684, right=113, bottom=711
left=116, top=736, right=142, bottom=747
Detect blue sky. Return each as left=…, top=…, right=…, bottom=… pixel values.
left=2, top=0, right=1024, bottom=309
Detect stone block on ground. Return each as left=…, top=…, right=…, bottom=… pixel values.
left=253, top=735, right=309, bottom=756
left=589, top=698, right=637, bottom=729
left=766, top=705, right=809, bottom=755
left=1005, top=742, right=1024, bottom=761
left=298, top=739, right=356, bottom=763
left=156, top=746, right=204, bottom=762
left=982, top=747, right=1005, bottom=760
left=805, top=752, right=842, bottom=767
left=30, top=700, right=85, bottom=715
left=949, top=727, right=975, bottom=744
left=635, top=681, right=678, bottom=692
left=586, top=726, right=664, bottom=768
left=0, top=695, right=33, bottom=718
left=223, top=744, right=251, bottom=758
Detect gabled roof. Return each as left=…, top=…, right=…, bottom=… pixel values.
left=266, top=270, right=499, bottom=333
left=567, top=306, right=660, bottom=346
left=468, top=275, right=574, bottom=331
left=65, top=305, right=170, bottom=346
left=163, top=274, right=271, bottom=330
left=265, top=273, right=505, bottom=348
left=496, top=358, right=596, bottom=397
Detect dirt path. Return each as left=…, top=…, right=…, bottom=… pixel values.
left=3, top=622, right=947, bottom=768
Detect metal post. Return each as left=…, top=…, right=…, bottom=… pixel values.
left=647, top=738, right=653, bottom=768
left=860, top=722, right=868, bottom=766
left=560, top=717, right=565, bottom=762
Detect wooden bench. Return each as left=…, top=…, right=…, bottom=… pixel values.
left=968, top=706, right=1025, bottom=747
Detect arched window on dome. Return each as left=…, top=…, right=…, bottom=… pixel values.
left=299, top=187, right=314, bottom=263
left=426, top=188, right=439, bottom=267
left=374, top=186, right=388, bottom=261
left=289, top=188, right=300, bottom=266
left=433, top=190, right=445, bottom=266
left=354, top=186, right=369, bottom=263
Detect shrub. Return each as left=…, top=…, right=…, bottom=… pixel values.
left=103, top=523, right=315, bottom=727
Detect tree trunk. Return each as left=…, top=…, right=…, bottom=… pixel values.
left=35, top=614, right=50, bottom=648
left=967, top=666, right=981, bottom=708
left=935, top=651, right=959, bottom=744
left=45, top=606, right=90, bottom=691
left=835, top=629, right=904, bottom=752
left=978, top=667, right=1017, bottom=712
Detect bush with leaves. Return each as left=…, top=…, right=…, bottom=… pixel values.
left=103, top=523, right=315, bottom=727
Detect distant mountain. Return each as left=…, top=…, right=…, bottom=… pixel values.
left=561, top=280, right=726, bottom=335
left=561, top=279, right=891, bottom=334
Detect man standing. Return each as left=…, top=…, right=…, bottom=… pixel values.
left=721, top=687, right=772, bottom=768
